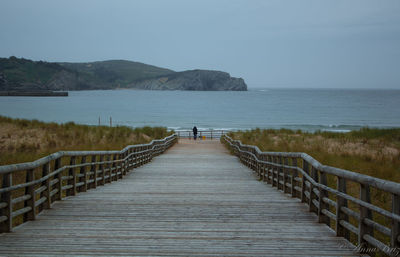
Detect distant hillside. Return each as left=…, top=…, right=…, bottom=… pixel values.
left=0, top=57, right=70, bottom=91
left=0, top=57, right=247, bottom=91
left=58, top=60, right=174, bottom=88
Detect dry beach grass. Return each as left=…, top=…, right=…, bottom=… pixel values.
left=0, top=116, right=172, bottom=166
left=229, top=128, right=400, bottom=182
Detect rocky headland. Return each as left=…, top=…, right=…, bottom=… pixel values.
left=129, top=70, right=246, bottom=91
left=0, top=57, right=247, bottom=91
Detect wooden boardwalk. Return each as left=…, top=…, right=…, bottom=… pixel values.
left=0, top=139, right=362, bottom=256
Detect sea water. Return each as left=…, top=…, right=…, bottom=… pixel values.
left=0, top=88, right=399, bottom=132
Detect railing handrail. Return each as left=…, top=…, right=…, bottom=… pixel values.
left=225, top=135, right=400, bottom=195
left=0, top=134, right=176, bottom=174
left=176, top=129, right=227, bottom=131
left=0, top=142, right=172, bottom=195
left=176, top=130, right=227, bottom=138
left=222, top=134, right=400, bottom=257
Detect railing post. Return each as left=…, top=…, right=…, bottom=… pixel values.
left=144, top=147, right=148, bottom=164
left=80, top=156, right=87, bottom=192
left=267, top=156, right=272, bottom=184
left=277, top=156, right=283, bottom=190
left=239, top=149, right=243, bottom=164
left=1, top=173, right=12, bottom=232
left=68, top=156, right=76, bottom=196
left=318, top=171, right=330, bottom=226
left=256, top=156, right=261, bottom=179
left=391, top=194, right=400, bottom=249
left=336, top=177, right=349, bottom=240
left=262, top=155, right=267, bottom=182
left=309, top=167, right=319, bottom=213
left=248, top=153, right=252, bottom=169
left=309, top=183, right=315, bottom=212
left=115, top=153, right=124, bottom=175
left=291, top=158, right=298, bottom=198
left=301, top=160, right=309, bottom=203
left=140, top=147, right=144, bottom=166
left=54, top=158, right=62, bottom=201
left=272, top=156, right=277, bottom=187
left=121, top=152, right=125, bottom=177
left=359, top=184, right=373, bottom=250
left=109, top=154, right=113, bottom=181
left=128, top=149, right=133, bottom=170
left=112, top=154, right=118, bottom=181
left=134, top=149, right=138, bottom=168
left=42, top=162, right=51, bottom=209
left=148, top=145, right=152, bottom=163
left=153, top=143, right=158, bottom=156
left=100, top=155, right=105, bottom=185
left=106, top=154, right=111, bottom=183
left=117, top=153, right=122, bottom=178
left=249, top=152, right=252, bottom=168
left=24, top=169, right=36, bottom=222
left=91, top=155, right=97, bottom=189
left=120, top=152, right=125, bottom=176
left=283, top=157, right=289, bottom=194
left=122, top=150, right=129, bottom=176
left=253, top=152, right=256, bottom=171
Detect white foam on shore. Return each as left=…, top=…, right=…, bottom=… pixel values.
left=323, top=129, right=352, bottom=133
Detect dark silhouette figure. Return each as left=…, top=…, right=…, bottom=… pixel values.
left=193, top=126, right=198, bottom=140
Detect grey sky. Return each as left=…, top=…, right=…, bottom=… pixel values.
left=1, top=0, right=399, bottom=88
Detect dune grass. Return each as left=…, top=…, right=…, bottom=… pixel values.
left=229, top=128, right=400, bottom=183
left=0, top=116, right=173, bottom=166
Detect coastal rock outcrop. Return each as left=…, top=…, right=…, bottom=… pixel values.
left=129, top=70, right=247, bottom=91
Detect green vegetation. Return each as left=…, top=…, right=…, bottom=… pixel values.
left=0, top=116, right=173, bottom=166
left=58, top=60, right=174, bottom=87
left=0, top=57, right=174, bottom=91
left=0, top=56, right=65, bottom=87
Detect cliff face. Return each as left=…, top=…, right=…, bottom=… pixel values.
left=0, top=57, right=247, bottom=91
left=129, top=70, right=247, bottom=91
left=0, top=73, right=7, bottom=89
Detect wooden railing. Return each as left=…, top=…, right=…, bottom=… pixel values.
left=176, top=130, right=227, bottom=139
left=222, top=134, right=400, bottom=257
left=0, top=134, right=177, bottom=233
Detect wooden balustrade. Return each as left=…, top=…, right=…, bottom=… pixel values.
left=222, top=134, right=400, bottom=257
left=0, top=134, right=177, bottom=233
left=176, top=130, right=227, bottom=139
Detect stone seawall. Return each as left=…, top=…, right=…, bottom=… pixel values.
left=0, top=91, right=68, bottom=97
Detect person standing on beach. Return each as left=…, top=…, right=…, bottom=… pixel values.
left=193, top=126, right=198, bottom=140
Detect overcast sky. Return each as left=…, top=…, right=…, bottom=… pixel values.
left=1, top=0, right=399, bottom=88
